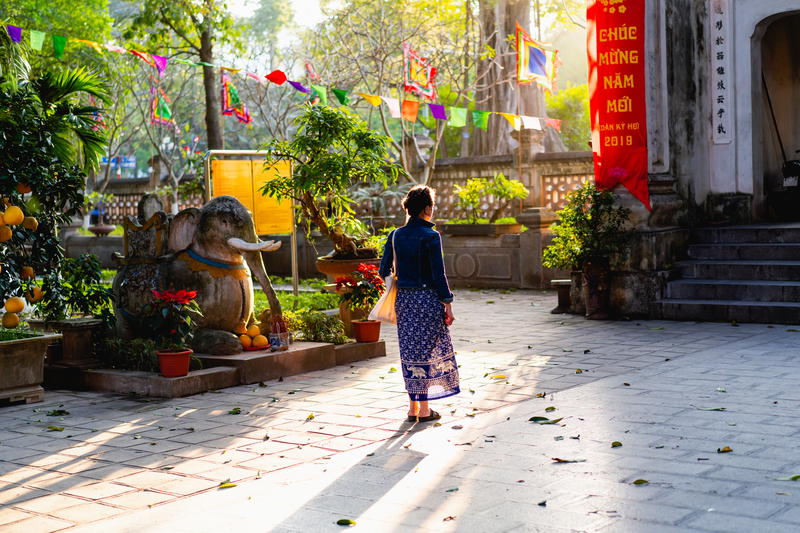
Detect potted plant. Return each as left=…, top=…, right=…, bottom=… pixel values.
left=0, top=35, right=108, bottom=403
left=259, top=105, right=404, bottom=279
left=335, top=263, right=385, bottom=342
left=542, top=182, right=630, bottom=320
left=149, top=289, right=202, bottom=377
left=444, top=172, right=529, bottom=235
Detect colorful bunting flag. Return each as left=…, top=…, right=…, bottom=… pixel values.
left=29, top=30, right=45, bottom=51
left=129, top=50, right=156, bottom=68
left=429, top=104, right=447, bottom=120
left=403, top=43, right=437, bottom=99
left=234, top=104, right=252, bottom=124
left=472, top=110, right=490, bottom=130
left=246, top=72, right=263, bottom=83
left=265, top=70, right=287, bottom=85
left=401, top=100, right=420, bottom=122
left=287, top=80, right=310, bottom=93
left=311, top=85, right=328, bottom=105
left=520, top=115, right=542, bottom=130
left=515, top=23, right=557, bottom=92
left=221, top=66, right=241, bottom=73
left=152, top=54, right=168, bottom=77
left=447, top=107, right=467, bottom=128
left=359, top=93, right=382, bottom=106
left=150, top=88, right=175, bottom=126
left=381, top=97, right=401, bottom=118
left=52, top=35, right=67, bottom=58
left=305, top=61, right=321, bottom=82
left=173, top=58, right=198, bottom=66
left=221, top=71, right=242, bottom=113
left=77, top=39, right=104, bottom=53
left=104, top=44, right=127, bottom=54
left=6, top=25, right=22, bottom=43
left=497, top=112, right=521, bottom=130
left=332, top=88, right=350, bottom=106
left=545, top=118, right=562, bottom=131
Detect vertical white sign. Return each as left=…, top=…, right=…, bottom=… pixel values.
left=710, top=0, right=732, bottom=144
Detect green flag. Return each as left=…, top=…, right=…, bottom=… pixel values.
left=332, top=88, right=349, bottom=106
left=311, top=85, right=328, bottom=105
left=447, top=106, right=467, bottom=128
left=472, top=110, right=490, bottom=130
left=30, top=30, right=45, bottom=51
left=52, top=35, right=67, bottom=58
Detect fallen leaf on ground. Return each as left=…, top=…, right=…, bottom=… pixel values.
left=228, top=407, right=242, bottom=415
left=535, top=392, right=546, bottom=398
left=161, top=466, right=174, bottom=470
left=306, top=413, right=315, bottom=420
left=716, top=387, right=726, bottom=393
left=632, top=479, right=649, bottom=485
left=529, top=417, right=563, bottom=425
left=336, top=519, right=356, bottom=526
left=47, top=425, right=64, bottom=431
left=446, top=488, right=459, bottom=493
left=775, top=474, right=800, bottom=481
left=611, top=441, right=622, bottom=448
left=554, top=436, right=564, bottom=441
left=575, top=369, right=583, bottom=374
left=538, top=501, right=547, bottom=507
left=491, top=374, right=507, bottom=379
left=649, top=327, right=664, bottom=330
left=551, top=457, right=586, bottom=463
left=388, top=367, right=397, bottom=373
left=691, top=405, right=726, bottom=411
left=786, top=329, right=800, bottom=332
left=545, top=406, right=557, bottom=412
left=717, top=446, right=733, bottom=453
left=777, top=491, right=791, bottom=495
left=584, top=349, right=591, bottom=354
left=465, top=413, right=476, bottom=417
left=443, top=516, right=456, bottom=521
left=218, top=480, right=237, bottom=489
left=46, top=410, right=69, bottom=416
left=452, top=425, right=463, bottom=430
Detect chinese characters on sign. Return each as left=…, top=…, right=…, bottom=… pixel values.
left=710, top=0, right=732, bottom=144
left=587, top=0, right=650, bottom=209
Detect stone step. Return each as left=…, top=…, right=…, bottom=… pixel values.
left=691, top=224, right=800, bottom=244
left=676, top=260, right=800, bottom=281
left=656, top=298, right=800, bottom=324
left=665, top=279, right=800, bottom=301
left=687, top=243, right=800, bottom=261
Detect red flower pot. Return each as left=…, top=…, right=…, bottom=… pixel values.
left=156, top=349, right=192, bottom=377
left=351, top=320, right=381, bottom=343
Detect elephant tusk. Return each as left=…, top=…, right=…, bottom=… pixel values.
left=227, top=237, right=282, bottom=252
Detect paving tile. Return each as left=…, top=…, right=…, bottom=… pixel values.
left=0, top=515, right=74, bottom=533
left=101, top=489, right=175, bottom=509
left=0, top=507, right=37, bottom=527
left=49, top=501, right=127, bottom=523
left=113, top=471, right=187, bottom=489
left=63, top=481, right=134, bottom=499
left=12, top=493, right=87, bottom=513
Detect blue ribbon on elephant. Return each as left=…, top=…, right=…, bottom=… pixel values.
left=178, top=249, right=249, bottom=280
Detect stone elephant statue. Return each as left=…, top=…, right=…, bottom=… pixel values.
left=113, top=195, right=283, bottom=355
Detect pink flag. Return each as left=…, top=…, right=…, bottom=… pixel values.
left=428, top=103, right=447, bottom=120
left=545, top=118, right=562, bottom=131
left=151, top=54, right=168, bottom=76
left=246, top=72, right=263, bottom=83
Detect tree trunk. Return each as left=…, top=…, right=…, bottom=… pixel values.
left=473, top=0, right=546, bottom=156
left=200, top=29, right=224, bottom=150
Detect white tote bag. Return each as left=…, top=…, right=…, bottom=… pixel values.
left=369, top=231, right=398, bottom=324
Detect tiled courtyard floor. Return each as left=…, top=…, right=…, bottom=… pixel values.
left=3, top=289, right=800, bottom=532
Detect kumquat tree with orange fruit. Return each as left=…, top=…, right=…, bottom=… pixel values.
left=0, top=28, right=110, bottom=330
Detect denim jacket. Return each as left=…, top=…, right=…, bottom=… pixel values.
left=379, top=217, right=454, bottom=303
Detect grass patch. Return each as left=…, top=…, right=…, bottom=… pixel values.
left=255, top=289, right=338, bottom=313
left=0, top=328, right=39, bottom=342
left=77, top=226, right=124, bottom=237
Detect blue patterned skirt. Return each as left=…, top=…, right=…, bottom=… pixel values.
left=395, top=289, right=460, bottom=401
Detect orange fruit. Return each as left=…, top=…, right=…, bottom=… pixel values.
left=22, top=217, right=38, bottom=231
left=246, top=324, right=261, bottom=337
left=252, top=334, right=269, bottom=348
left=0, top=226, right=11, bottom=242
left=16, top=183, right=31, bottom=194
left=20, top=266, right=34, bottom=280
left=26, top=287, right=43, bottom=303
left=4, top=297, right=24, bottom=313
left=3, top=206, right=23, bottom=226
left=2, top=312, right=20, bottom=329
left=234, top=321, right=248, bottom=335
left=239, top=334, right=252, bottom=348
left=0, top=212, right=4, bottom=225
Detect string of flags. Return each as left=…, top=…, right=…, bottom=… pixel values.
left=4, top=23, right=562, bottom=133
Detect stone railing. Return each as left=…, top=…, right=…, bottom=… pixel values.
left=102, top=180, right=203, bottom=224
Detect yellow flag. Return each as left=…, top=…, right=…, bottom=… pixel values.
left=221, top=66, right=241, bottom=73
left=497, top=112, right=521, bottom=131
left=358, top=93, right=382, bottom=106
left=77, top=39, right=104, bottom=53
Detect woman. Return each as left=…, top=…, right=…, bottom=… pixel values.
left=379, top=185, right=459, bottom=423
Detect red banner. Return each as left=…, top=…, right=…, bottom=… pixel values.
left=587, top=0, right=650, bottom=210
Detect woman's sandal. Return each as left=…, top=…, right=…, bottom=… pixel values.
left=415, top=410, right=441, bottom=423
left=407, top=415, right=417, bottom=422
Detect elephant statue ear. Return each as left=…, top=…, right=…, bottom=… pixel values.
left=168, top=208, right=201, bottom=253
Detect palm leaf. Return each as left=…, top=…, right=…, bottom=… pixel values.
left=33, top=67, right=111, bottom=110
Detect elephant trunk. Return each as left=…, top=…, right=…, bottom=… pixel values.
left=239, top=225, right=283, bottom=323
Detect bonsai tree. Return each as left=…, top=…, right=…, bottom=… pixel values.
left=542, top=182, right=630, bottom=319
left=0, top=30, right=110, bottom=326
left=260, top=104, right=404, bottom=259
left=453, top=172, right=528, bottom=224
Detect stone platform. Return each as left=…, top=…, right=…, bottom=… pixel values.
left=196, top=341, right=386, bottom=384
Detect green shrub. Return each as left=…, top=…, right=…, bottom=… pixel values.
left=97, top=338, right=159, bottom=372
left=542, top=182, right=630, bottom=270
left=285, top=310, right=349, bottom=344
left=545, top=83, right=591, bottom=151
left=454, top=172, right=528, bottom=223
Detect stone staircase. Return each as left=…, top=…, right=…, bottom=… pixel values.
left=657, top=223, right=800, bottom=324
